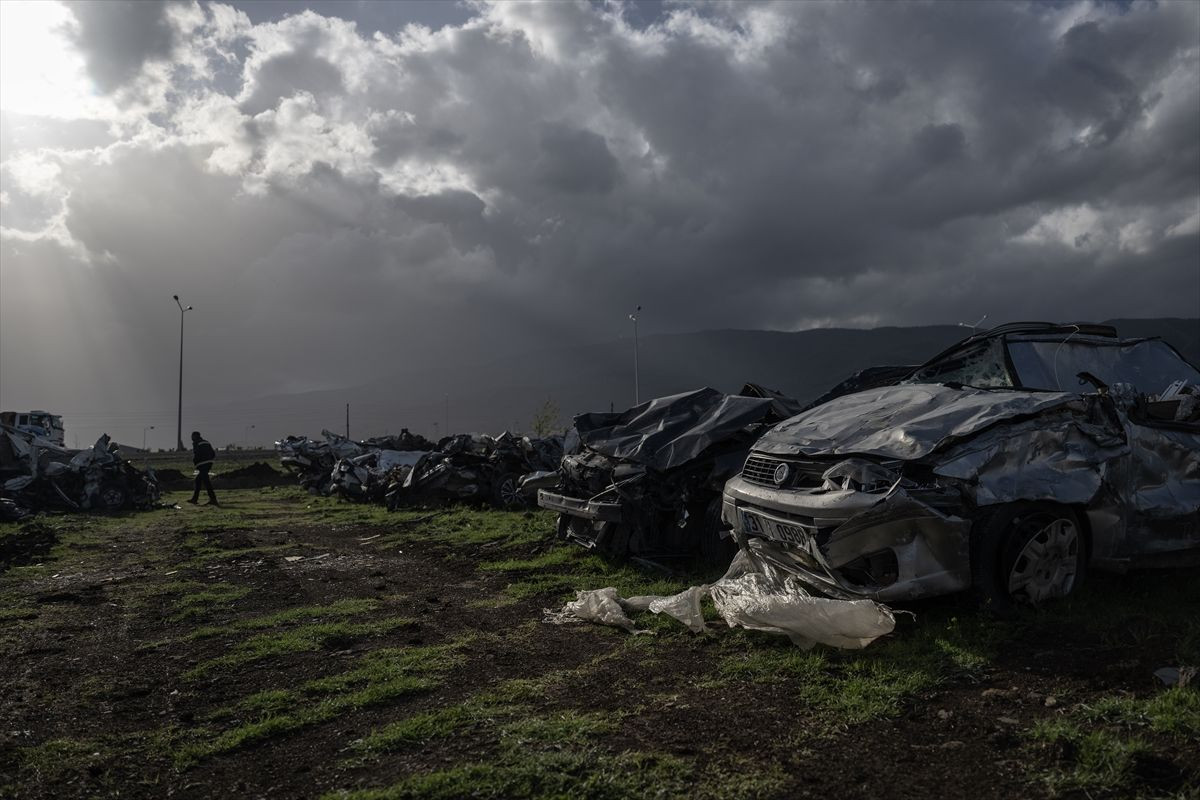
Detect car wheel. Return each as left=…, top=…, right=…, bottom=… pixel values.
left=492, top=472, right=526, bottom=509
left=695, top=499, right=737, bottom=570
left=971, top=502, right=1086, bottom=613
left=97, top=481, right=130, bottom=512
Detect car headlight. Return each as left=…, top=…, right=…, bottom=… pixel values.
left=820, top=458, right=900, bottom=493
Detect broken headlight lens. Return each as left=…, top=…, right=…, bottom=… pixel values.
left=820, top=458, right=900, bottom=493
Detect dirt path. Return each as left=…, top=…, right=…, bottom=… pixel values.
left=1, top=488, right=1196, bottom=799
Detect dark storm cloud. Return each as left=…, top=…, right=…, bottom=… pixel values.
left=63, top=0, right=176, bottom=92
left=536, top=124, right=619, bottom=194
left=1, top=0, right=1198, bottom=443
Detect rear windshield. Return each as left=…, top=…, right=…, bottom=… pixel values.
left=1008, top=338, right=1200, bottom=394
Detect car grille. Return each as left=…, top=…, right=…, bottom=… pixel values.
left=741, top=454, right=829, bottom=489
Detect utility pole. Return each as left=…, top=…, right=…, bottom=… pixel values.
left=173, top=295, right=193, bottom=451
left=444, top=394, right=449, bottom=436
left=345, top=403, right=350, bottom=439
left=143, top=425, right=155, bottom=451
left=629, top=305, right=642, bottom=405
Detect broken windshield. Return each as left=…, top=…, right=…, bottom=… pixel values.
left=1008, top=337, right=1200, bottom=394
left=904, top=337, right=1014, bottom=388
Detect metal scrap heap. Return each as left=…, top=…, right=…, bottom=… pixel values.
left=276, top=428, right=564, bottom=509
left=0, top=427, right=160, bottom=520
left=538, top=384, right=802, bottom=567
left=394, top=432, right=564, bottom=510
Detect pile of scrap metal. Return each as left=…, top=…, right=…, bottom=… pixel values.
left=0, top=426, right=160, bottom=519
left=538, top=384, right=803, bottom=567
left=276, top=428, right=564, bottom=509
left=276, top=429, right=434, bottom=499
left=391, top=432, right=565, bottom=510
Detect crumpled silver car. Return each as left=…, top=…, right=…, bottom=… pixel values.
left=721, top=323, right=1200, bottom=610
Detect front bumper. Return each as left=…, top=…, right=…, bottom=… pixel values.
left=537, top=489, right=623, bottom=522
left=721, top=475, right=972, bottom=602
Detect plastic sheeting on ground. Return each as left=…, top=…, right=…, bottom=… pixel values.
left=543, top=549, right=896, bottom=649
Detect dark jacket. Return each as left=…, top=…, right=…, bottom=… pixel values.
left=193, top=439, right=216, bottom=468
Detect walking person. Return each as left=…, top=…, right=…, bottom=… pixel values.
left=188, top=431, right=219, bottom=506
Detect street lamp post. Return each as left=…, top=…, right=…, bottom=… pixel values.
left=244, top=424, right=256, bottom=448
left=628, top=306, right=642, bottom=405
left=143, top=425, right=155, bottom=451
left=173, top=295, right=193, bottom=451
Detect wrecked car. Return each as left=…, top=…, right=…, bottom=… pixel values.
left=722, top=323, right=1200, bottom=610
left=276, top=430, right=365, bottom=493
left=277, top=429, right=431, bottom=499
left=393, top=432, right=563, bottom=510
left=539, top=384, right=803, bottom=567
left=330, top=449, right=427, bottom=502
left=0, top=427, right=160, bottom=515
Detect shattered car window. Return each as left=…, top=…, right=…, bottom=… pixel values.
left=905, top=337, right=1014, bottom=388
left=1008, top=338, right=1200, bottom=394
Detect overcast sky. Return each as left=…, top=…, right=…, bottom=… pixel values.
left=1, top=0, right=1197, bottom=446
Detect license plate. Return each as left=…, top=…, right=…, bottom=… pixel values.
left=739, top=510, right=814, bottom=550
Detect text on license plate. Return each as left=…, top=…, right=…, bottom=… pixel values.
left=739, top=511, right=811, bottom=547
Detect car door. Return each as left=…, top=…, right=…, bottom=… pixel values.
left=1006, top=335, right=1200, bottom=563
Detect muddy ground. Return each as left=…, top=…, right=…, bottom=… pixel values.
left=0, top=487, right=1196, bottom=799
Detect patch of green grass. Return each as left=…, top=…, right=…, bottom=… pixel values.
left=1028, top=687, right=1198, bottom=796
left=169, top=583, right=251, bottom=621
left=717, top=646, right=828, bottom=683
left=478, top=547, right=581, bottom=572
left=350, top=650, right=626, bottom=760
left=1029, top=719, right=1152, bottom=795
left=495, top=551, right=698, bottom=605
left=500, top=710, right=621, bottom=745
left=1076, top=688, right=1200, bottom=738
left=708, top=613, right=1004, bottom=729
left=374, top=508, right=553, bottom=551
left=185, top=597, right=381, bottom=640
left=182, top=617, right=416, bottom=680
left=177, top=640, right=468, bottom=764
left=0, top=605, right=38, bottom=622
left=13, top=738, right=108, bottom=780
left=352, top=705, right=479, bottom=753
left=326, top=744, right=786, bottom=800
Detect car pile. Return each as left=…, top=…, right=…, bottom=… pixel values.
left=0, top=427, right=160, bottom=519
left=276, top=429, right=435, bottom=498
left=276, top=428, right=564, bottom=509
left=538, top=383, right=803, bottom=566
left=545, top=323, right=1200, bottom=646
left=394, top=432, right=565, bottom=510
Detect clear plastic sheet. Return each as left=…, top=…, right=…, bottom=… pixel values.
left=543, top=550, right=895, bottom=649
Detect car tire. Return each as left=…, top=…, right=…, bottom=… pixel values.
left=492, top=472, right=526, bottom=509
left=696, top=498, right=737, bottom=569
left=97, top=481, right=130, bottom=512
left=971, top=502, right=1086, bottom=614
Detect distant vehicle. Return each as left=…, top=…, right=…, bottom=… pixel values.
left=0, top=410, right=65, bottom=445
left=722, top=322, right=1200, bottom=611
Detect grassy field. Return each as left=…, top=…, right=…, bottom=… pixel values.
left=0, top=487, right=1196, bottom=799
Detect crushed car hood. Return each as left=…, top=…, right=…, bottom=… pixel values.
left=756, top=384, right=1082, bottom=461
left=573, top=387, right=779, bottom=471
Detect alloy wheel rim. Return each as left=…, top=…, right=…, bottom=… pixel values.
left=1007, top=517, right=1079, bottom=604
left=499, top=479, right=522, bottom=507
